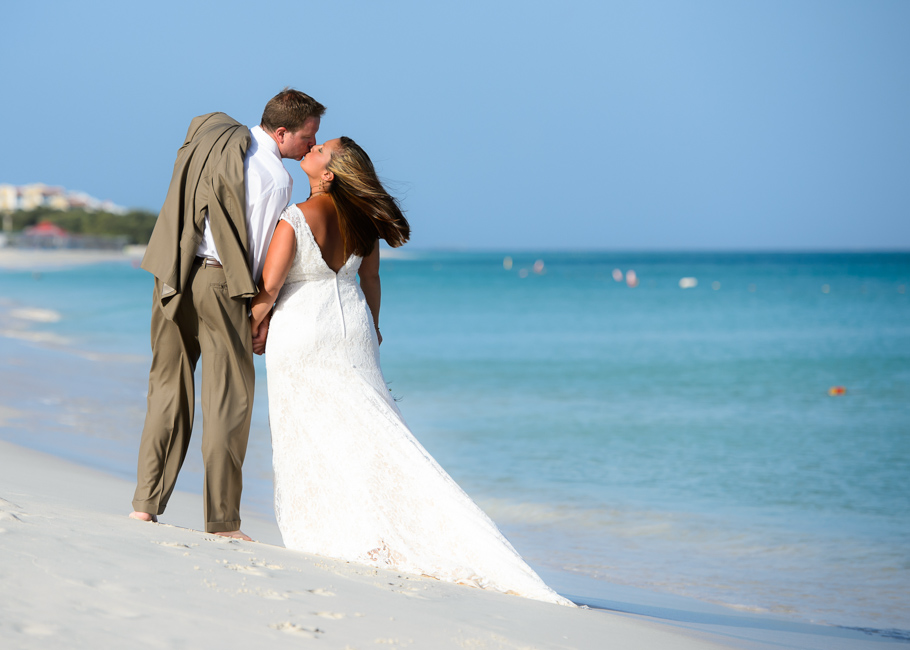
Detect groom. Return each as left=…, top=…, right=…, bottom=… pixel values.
left=129, top=89, right=325, bottom=539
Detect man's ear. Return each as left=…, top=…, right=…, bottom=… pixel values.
left=273, top=127, right=287, bottom=143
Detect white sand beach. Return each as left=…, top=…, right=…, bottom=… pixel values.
left=0, top=439, right=899, bottom=650
left=0, top=247, right=144, bottom=271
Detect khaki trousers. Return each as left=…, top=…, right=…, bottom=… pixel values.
left=132, top=260, right=254, bottom=533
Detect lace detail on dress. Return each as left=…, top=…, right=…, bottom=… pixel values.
left=367, top=541, right=407, bottom=567
left=265, top=203, right=573, bottom=607
left=279, top=204, right=361, bottom=286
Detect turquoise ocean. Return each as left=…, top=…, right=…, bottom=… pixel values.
left=1, top=251, right=908, bottom=633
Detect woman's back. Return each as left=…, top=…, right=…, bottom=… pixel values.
left=298, top=195, right=348, bottom=273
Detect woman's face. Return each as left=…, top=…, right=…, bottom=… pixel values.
left=300, top=138, right=341, bottom=177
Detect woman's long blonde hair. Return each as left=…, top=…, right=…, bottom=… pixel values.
left=327, top=137, right=410, bottom=257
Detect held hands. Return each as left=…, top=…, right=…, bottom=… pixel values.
left=252, top=311, right=272, bottom=355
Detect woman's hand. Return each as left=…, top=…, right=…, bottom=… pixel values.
left=250, top=219, right=296, bottom=355
left=252, top=311, right=271, bottom=355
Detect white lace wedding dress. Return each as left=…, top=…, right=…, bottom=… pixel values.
left=265, top=204, right=573, bottom=606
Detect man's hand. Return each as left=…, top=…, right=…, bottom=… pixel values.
left=252, top=311, right=272, bottom=355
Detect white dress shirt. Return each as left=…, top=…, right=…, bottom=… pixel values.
left=195, top=125, right=292, bottom=284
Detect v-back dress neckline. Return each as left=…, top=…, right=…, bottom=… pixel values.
left=294, top=204, right=355, bottom=276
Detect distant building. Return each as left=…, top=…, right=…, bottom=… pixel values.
left=20, top=221, right=73, bottom=248
left=0, top=183, right=127, bottom=214
left=13, top=219, right=127, bottom=250
left=0, top=184, right=16, bottom=212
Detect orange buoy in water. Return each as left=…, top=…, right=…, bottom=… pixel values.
left=828, top=386, right=847, bottom=396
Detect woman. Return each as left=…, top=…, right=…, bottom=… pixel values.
left=251, top=138, right=573, bottom=606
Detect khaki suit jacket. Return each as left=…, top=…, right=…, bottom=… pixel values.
left=141, top=113, right=254, bottom=319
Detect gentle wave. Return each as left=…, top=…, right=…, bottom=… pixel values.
left=0, top=328, right=71, bottom=345
left=9, top=307, right=62, bottom=323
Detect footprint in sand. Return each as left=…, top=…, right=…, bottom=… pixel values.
left=0, top=500, right=26, bottom=532
left=314, top=611, right=346, bottom=619
left=253, top=588, right=291, bottom=600
left=270, top=622, right=324, bottom=638
left=308, top=588, right=335, bottom=596
left=254, top=559, right=284, bottom=570
left=152, top=541, right=198, bottom=549
left=224, top=563, right=266, bottom=576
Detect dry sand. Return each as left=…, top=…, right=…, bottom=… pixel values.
left=0, top=247, right=144, bottom=271
left=0, top=440, right=898, bottom=650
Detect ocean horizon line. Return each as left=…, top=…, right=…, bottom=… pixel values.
left=384, top=245, right=910, bottom=254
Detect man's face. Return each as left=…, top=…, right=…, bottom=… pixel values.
left=276, top=116, right=321, bottom=161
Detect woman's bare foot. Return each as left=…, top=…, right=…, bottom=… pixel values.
left=214, top=530, right=252, bottom=541
left=129, top=511, right=158, bottom=523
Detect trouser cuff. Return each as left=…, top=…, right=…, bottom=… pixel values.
left=131, top=499, right=165, bottom=516
left=206, top=520, right=242, bottom=533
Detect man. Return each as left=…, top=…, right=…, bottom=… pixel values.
left=129, top=89, right=325, bottom=539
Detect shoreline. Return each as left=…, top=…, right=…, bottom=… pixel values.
left=1, top=438, right=900, bottom=649
left=0, top=246, right=417, bottom=271
left=0, top=247, right=144, bottom=271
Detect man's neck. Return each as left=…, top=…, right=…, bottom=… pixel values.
left=260, top=126, right=281, bottom=148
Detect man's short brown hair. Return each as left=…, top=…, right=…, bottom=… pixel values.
left=260, top=88, right=326, bottom=133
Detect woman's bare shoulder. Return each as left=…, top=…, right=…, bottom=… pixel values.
left=299, top=196, right=332, bottom=222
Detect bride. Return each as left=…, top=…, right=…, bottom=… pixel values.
left=250, top=137, right=573, bottom=606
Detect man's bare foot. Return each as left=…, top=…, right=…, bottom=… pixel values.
left=214, top=530, right=252, bottom=541
left=129, top=511, right=158, bottom=523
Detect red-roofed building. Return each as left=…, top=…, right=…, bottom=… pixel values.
left=24, top=221, right=68, bottom=237
left=20, top=220, right=73, bottom=248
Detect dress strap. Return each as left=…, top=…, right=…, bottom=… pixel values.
left=279, top=204, right=304, bottom=233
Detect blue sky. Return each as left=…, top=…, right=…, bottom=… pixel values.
left=2, top=0, right=907, bottom=250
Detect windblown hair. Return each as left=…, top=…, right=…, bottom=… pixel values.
left=327, top=137, right=410, bottom=257
left=260, top=88, right=326, bottom=133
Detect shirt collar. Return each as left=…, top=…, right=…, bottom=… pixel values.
left=250, top=125, right=281, bottom=160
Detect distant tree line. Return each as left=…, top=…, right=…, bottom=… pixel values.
left=7, top=207, right=158, bottom=245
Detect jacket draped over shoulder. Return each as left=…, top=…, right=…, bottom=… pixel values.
left=141, top=112, right=254, bottom=320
